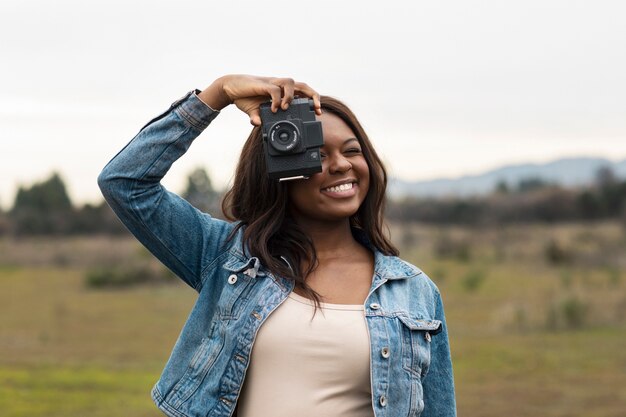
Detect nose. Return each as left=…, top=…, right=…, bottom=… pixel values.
left=328, top=153, right=352, bottom=174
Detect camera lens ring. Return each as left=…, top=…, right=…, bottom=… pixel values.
left=269, top=121, right=300, bottom=153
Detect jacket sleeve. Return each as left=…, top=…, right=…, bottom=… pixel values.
left=97, top=90, right=234, bottom=292
left=422, top=290, right=457, bottom=417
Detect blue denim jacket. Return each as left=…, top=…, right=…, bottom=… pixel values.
left=98, top=91, right=456, bottom=417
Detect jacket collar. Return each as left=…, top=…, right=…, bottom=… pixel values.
left=353, top=227, right=421, bottom=281
left=224, top=224, right=421, bottom=281
left=223, top=255, right=265, bottom=277
left=373, top=250, right=422, bottom=281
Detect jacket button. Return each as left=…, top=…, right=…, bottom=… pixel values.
left=379, top=395, right=387, bottom=407
left=369, top=303, right=381, bottom=310
left=425, top=332, right=432, bottom=342
left=227, top=274, right=238, bottom=284
left=252, top=312, right=262, bottom=320
left=381, top=347, right=390, bottom=358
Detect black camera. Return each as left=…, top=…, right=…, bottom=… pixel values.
left=260, top=98, right=324, bottom=181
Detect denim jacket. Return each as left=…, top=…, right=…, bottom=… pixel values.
left=98, top=91, right=456, bottom=417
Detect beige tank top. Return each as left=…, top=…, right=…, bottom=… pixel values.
left=237, top=291, right=374, bottom=417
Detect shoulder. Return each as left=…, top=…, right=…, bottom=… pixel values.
left=376, top=253, right=439, bottom=292
left=374, top=252, right=442, bottom=316
left=210, top=222, right=265, bottom=271
left=401, top=257, right=440, bottom=294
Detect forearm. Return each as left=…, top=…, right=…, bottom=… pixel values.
left=97, top=75, right=320, bottom=289
left=197, top=76, right=232, bottom=111
left=98, top=90, right=218, bottom=194
left=97, top=90, right=227, bottom=290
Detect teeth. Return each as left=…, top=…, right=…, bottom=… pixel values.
left=325, top=183, right=354, bottom=193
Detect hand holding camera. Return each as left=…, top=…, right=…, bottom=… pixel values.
left=198, top=74, right=321, bottom=126
left=198, top=75, right=325, bottom=181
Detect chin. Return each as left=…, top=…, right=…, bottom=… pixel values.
left=319, top=204, right=361, bottom=222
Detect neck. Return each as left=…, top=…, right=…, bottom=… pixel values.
left=294, top=217, right=362, bottom=260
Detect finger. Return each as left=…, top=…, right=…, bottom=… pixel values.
left=295, top=82, right=322, bottom=115
left=249, top=109, right=262, bottom=126
left=272, top=78, right=295, bottom=110
left=312, top=92, right=322, bottom=115
left=281, top=81, right=295, bottom=110
left=266, top=84, right=282, bottom=113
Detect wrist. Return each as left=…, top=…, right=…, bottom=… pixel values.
left=198, top=77, right=231, bottom=111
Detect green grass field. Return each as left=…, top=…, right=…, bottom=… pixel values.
left=1, top=222, right=625, bottom=416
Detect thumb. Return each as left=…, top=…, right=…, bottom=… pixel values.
left=249, top=109, right=262, bottom=126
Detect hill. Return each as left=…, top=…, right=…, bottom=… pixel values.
left=389, top=157, right=626, bottom=198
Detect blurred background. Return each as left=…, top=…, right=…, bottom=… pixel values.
left=1, top=1, right=625, bottom=416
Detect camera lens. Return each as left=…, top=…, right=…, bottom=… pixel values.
left=278, top=131, right=291, bottom=143
left=269, top=121, right=300, bottom=153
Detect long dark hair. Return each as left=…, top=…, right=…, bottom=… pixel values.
left=222, top=96, right=398, bottom=306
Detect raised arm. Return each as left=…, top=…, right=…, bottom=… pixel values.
left=98, top=75, right=320, bottom=291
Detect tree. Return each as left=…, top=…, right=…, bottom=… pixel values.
left=594, top=167, right=624, bottom=217
left=10, top=172, right=74, bottom=235
left=13, top=172, right=72, bottom=212
left=0, top=210, right=8, bottom=236
left=494, top=180, right=510, bottom=194
left=72, top=202, right=128, bottom=235
left=182, top=167, right=219, bottom=214
left=577, top=190, right=602, bottom=219
left=595, top=166, right=616, bottom=188
left=517, top=177, right=551, bottom=193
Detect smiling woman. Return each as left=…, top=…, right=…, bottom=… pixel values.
left=98, top=74, right=456, bottom=417
left=288, top=112, right=370, bottom=223
left=221, top=94, right=395, bottom=308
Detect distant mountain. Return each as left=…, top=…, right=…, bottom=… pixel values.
left=389, top=157, right=626, bottom=198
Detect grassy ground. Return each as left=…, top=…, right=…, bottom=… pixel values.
left=1, top=222, right=625, bottom=416
left=0, top=266, right=193, bottom=417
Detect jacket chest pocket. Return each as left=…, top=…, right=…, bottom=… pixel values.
left=219, top=272, right=256, bottom=320
left=398, top=315, right=440, bottom=378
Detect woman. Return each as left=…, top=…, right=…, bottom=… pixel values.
left=98, top=74, right=456, bottom=417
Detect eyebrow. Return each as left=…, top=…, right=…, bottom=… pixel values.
left=321, top=137, right=360, bottom=150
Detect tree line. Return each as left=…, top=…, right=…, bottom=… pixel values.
left=1, top=167, right=624, bottom=236
left=0, top=168, right=220, bottom=236
left=388, top=167, right=626, bottom=225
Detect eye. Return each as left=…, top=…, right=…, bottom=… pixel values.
left=345, top=147, right=362, bottom=155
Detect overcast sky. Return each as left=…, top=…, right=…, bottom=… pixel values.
left=1, top=0, right=625, bottom=208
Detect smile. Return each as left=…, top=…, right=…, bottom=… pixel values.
left=323, top=182, right=354, bottom=193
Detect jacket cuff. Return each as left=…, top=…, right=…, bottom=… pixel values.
left=173, top=89, right=220, bottom=132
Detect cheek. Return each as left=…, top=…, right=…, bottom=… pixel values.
left=287, top=184, right=304, bottom=207
left=287, top=180, right=319, bottom=209
left=357, top=161, right=371, bottom=193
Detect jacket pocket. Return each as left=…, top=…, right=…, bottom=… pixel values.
left=219, top=272, right=257, bottom=320
left=398, top=315, right=441, bottom=378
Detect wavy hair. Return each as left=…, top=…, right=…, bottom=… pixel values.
left=222, top=96, right=398, bottom=307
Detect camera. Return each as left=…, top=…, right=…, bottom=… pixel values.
left=260, top=98, right=324, bottom=181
